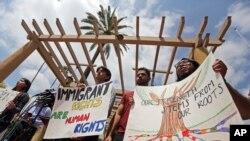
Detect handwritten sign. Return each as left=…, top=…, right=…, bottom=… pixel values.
left=44, top=81, right=113, bottom=139
left=124, top=53, right=243, bottom=141
left=0, top=88, right=19, bottom=113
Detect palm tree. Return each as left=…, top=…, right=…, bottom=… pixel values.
left=80, top=5, right=131, bottom=81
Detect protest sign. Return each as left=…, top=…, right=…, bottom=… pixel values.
left=44, top=81, right=113, bottom=139
left=124, top=53, right=243, bottom=141
left=0, top=88, right=19, bottom=113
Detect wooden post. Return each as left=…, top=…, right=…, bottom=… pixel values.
left=0, top=41, right=38, bottom=82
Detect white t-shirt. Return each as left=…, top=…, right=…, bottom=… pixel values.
left=28, top=104, right=51, bottom=128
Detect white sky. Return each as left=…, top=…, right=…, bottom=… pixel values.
left=0, top=0, right=250, bottom=100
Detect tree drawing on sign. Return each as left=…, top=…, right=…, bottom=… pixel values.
left=128, top=71, right=237, bottom=141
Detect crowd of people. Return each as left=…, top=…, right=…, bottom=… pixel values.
left=0, top=57, right=250, bottom=141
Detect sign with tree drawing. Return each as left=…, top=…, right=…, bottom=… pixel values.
left=44, top=81, right=113, bottom=139
left=124, top=53, right=243, bottom=141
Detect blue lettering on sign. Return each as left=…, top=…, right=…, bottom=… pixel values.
left=74, top=119, right=106, bottom=133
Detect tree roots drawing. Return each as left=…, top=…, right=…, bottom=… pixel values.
left=128, top=71, right=237, bottom=141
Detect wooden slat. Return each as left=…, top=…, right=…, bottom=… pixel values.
left=210, top=16, right=231, bottom=52
left=56, top=18, right=88, bottom=85
left=193, top=33, right=210, bottom=64
left=216, top=16, right=231, bottom=40
left=151, top=16, right=165, bottom=86
left=37, top=35, right=223, bottom=47
left=22, top=20, right=66, bottom=86
left=202, top=33, right=210, bottom=48
left=189, top=16, right=208, bottom=58
left=189, top=33, right=202, bottom=59
left=93, top=19, right=107, bottom=67
left=69, top=63, right=97, bottom=67
left=163, top=46, right=177, bottom=85
left=177, top=16, right=185, bottom=39
left=73, top=18, right=97, bottom=83
left=164, top=16, right=185, bottom=84
left=114, top=17, right=125, bottom=93
left=35, top=44, right=67, bottom=86
left=197, top=16, right=208, bottom=36
left=44, top=19, right=79, bottom=83
left=32, top=19, right=68, bottom=78
left=135, top=16, right=139, bottom=84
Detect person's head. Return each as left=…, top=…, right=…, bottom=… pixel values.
left=37, top=90, right=55, bottom=107
left=96, top=66, right=112, bottom=84
left=13, top=78, right=31, bottom=93
left=175, top=58, right=200, bottom=81
left=136, top=67, right=151, bottom=86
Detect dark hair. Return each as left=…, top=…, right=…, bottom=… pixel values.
left=96, top=66, right=112, bottom=81
left=13, top=78, right=31, bottom=93
left=138, top=67, right=151, bottom=78
left=176, top=58, right=200, bottom=81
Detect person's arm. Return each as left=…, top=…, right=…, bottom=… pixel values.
left=7, top=93, right=29, bottom=113
left=105, top=104, right=124, bottom=141
left=225, top=82, right=250, bottom=120
left=76, top=83, right=87, bottom=88
left=213, top=59, right=250, bottom=120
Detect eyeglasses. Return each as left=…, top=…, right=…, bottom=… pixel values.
left=174, top=59, right=193, bottom=68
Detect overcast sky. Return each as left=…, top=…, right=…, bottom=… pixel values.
left=0, top=0, right=250, bottom=101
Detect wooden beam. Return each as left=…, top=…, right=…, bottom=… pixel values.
left=37, top=50, right=67, bottom=85
left=210, top=16, right=232, bottom=52
left=114, top=17, right=125, bottom=93
left=93, top=19, right=107, bottom=67
left=56, top=18, right=88, bottom=85
left=216, top=16, right=231, bottom=40
left=164, top=16, right=185, bottom=84
left=73, top=18, right=97, bottom=83
left=194, top=33, right=210, bottom=64
left=22, top=19, right=67, bottom=86
left=0, top=41, right=37, bottom=82
left=135, top=16, right=139, bottom=84
left=190, top=33, right=202, bottom=58
left=32, top=19, right=68, bottom=78
left=37, top=35, right=223, bottom=47
left=190, top=16, right=209, bottom=62
left=163, top=46, right=177, bottom=85
left=69, top=63, right=97, bottom=67
left=177, top=16, right=185, bottom=39
left=44, top=19, right=79, bottom=83
left=151, top=16, right=165, bottom=86
left=189, top=16, right=208, bottom=58
left=197, top=16, right=208, bottom=36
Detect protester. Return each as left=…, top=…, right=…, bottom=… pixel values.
left=105, top=67, right=151, bottom=141
left=82, top=66, right=112, bottom=141
left=175, top=58, right=250, bottom=120
left=0, top=78, right=31, bottom=133
left=64, top=66, right=112, bottom=141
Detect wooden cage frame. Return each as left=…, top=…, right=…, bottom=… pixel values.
left=0, top=16, right=231, bottom=93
